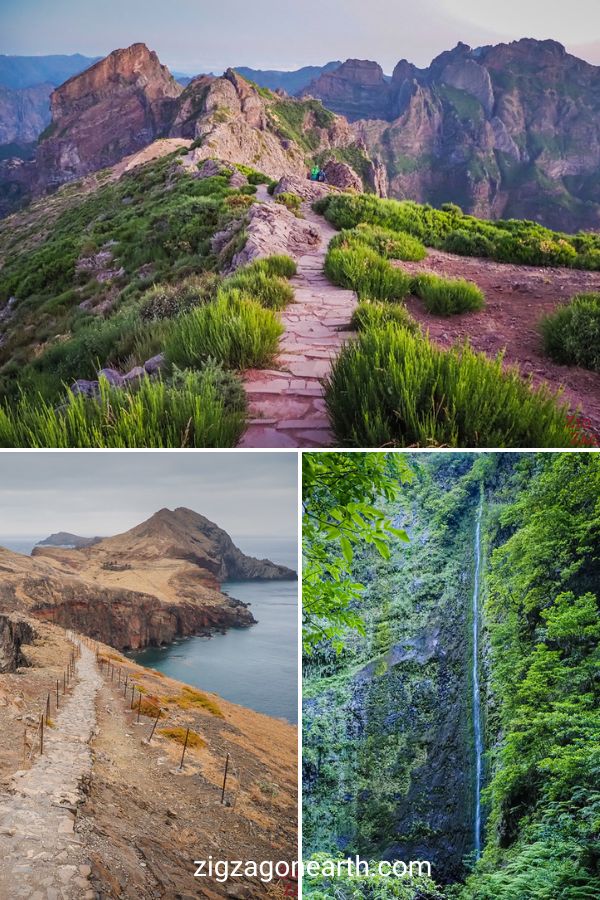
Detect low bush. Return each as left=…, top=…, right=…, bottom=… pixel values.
left=250, top=255, right=297, bottom=278
left=139, top=273, right=222, bottom=321
left=275, top=191, right=303, bottom=216
left=332, top=224, right=427, bottom=261
left=325, top=244, right=411, bottom=301
left=314, top=193, right=600, bottom=270
left=0, top=368, right=246, bottom=448
left=165, top=289, right=283, bottom=370
left=411, top=273, right=485, bottom=315
left=324, top=325, right=584, bottom=448
left=351, top=300, right=420, bottom=334
left=171, top=687, right=224, bottom=717
left=223, top=265, right=294, bottom=311
left=540, top=292, right=600, bottom=372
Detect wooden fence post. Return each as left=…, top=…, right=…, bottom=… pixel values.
left=221, top=753, right=230, bottom=804
left=179, top=727, right=190, bottom=770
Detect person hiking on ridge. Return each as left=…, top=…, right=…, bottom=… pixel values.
left=310, top=164, right=320, bottom=181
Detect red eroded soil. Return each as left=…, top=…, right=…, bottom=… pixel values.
left=399, top=250, right=600, bottom=442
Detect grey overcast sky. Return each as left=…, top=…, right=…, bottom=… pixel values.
left=0, top=0, right=598, bottom=72
left=0, top=452, right=298, bottom=540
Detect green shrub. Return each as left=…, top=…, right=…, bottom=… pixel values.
left=0, top=369, right=245, bottom=448
left=540, top=293, right=600, bottom=372
left=250, top=255, right=297, bottom=278
left=165, top=289, right=283, bottom=370
left=351, top=301, right=420, bottom=334
left=275, top=191, right=303, bottom=216
left=333, top=223, right=427, bottom=261
left=313, top=192, right=600, bottom=270
left=411, top=273, right=485, bottom=315
left=223, top=265, right=294, bottom=311
left=324, top=325, right=584, bottom=448
left=324, top=244, right=411, bottom=301
left=139, top=273, right=222, bottom=321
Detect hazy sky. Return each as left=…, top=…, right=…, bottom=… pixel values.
left=0, top=452, right=298, bottom=540
left=0, top=0, right=598, bottom=72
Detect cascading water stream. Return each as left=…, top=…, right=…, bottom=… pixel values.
left=472, top=494, right=483, bottom=858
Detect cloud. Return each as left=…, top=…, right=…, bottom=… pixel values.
left=0, top=451, right=298, bottom=541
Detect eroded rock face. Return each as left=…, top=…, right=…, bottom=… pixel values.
left=35, top=43, right=182, bottom=187
left=0, top=614, right=34, bottom=673
left=29, top=581, right=254, bottom=652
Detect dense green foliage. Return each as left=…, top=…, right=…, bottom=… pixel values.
left=540, top=293, right=600, bottom=372
left=0, top=151, right=300, bottom=445
left=303, top=854, right=444, bottom=899
left=303, top=453, right=412, bottom=653
left=330, top=224, right=427, bottom=262
left=0, top=366, right=246, bottom=447
left=165, top=289, right=283, bottom=371
left=325, top=244, right=411, bottom=301
left=314, top=193, right=600, bottom=270
left=350, top=301, right=420, bottom=334
left=325, top=325, right=585, bottom=448
left=411, top=273, right=485, bottom=315
left=303, top=454, right=600, bottom=899
left=0, top=156, right=254, bottom=399
left=458, top=453, right=600, bottom=899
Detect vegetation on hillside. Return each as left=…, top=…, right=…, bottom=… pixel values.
left=302, top=453, right=600, bottom=900
left=541, top=292, right=600, bottom=373
left=0, top=153, right=298, bottom=446
left=314, top=193, right=600, bottom=270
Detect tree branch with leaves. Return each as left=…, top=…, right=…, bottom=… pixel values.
left=302, top=452, right=413, bottom=654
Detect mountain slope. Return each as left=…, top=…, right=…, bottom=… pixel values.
left=304, top=39, right=600, bottom=230
left=0, top=507, right=295, bottom=649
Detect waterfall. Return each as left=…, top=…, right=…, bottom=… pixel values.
left=472, top=494, right=483, bottom=858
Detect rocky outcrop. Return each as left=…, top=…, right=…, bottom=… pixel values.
left=28, top=581, right=254, bottom=651
left=0, top=507, right=295, bottom=652
left=80, top=507, right=297, bottom=581
left=37, top=532, right=102, bottom=549
left=221, top=199, right=320, bottom=270
left=34, top=44, right=182, bottom=187
left=0, top=614, right=34, bottom=673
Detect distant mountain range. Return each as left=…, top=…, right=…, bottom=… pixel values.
left=1, top=41, right=600, bottom=229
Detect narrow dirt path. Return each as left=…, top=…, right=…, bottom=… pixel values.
left=0, top=640, right=101, bottom=899
left=240, top=193, right=356, bottom=448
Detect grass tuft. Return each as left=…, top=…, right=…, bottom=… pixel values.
left=325, top=324, right=585, bottom=448
left=540, top=293, right=600, bottom=372
left=159, top=727, right=205, bottom=749
left=325, top=244, right=411, bottom=301
left=165, top=289, right=283, bottom=370
left=411, top=272, right=485, bottom=315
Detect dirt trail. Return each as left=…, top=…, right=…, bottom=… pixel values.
left=0, top=639, right=101, bottom=899
left=240, top=190, right=356, bottom=448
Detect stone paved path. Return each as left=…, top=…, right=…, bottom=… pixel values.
left=240, top=192, right=357, bottom=448
left=0, top=640, right=101, bottom=899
